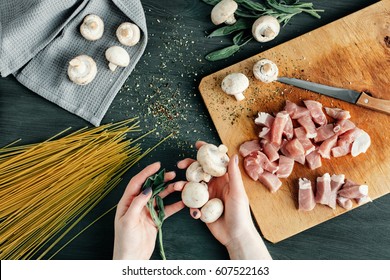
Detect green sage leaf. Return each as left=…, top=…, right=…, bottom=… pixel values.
left=201, top=0, right=220, bottom=6
left=208, top=18, right=252, bottom=38
left=205, top=44, right=240, bottom=61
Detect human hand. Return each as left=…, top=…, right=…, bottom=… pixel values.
left=113, top=162, right=185, bottom=260
left=178, top=141, right=272, bottom=260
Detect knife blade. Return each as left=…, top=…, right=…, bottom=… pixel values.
left=277, top=77, right=390, bottom=115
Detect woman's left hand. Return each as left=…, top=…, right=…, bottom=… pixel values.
left=113, top=162, right=185, bottom=260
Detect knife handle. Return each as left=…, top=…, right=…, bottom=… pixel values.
left=356, top=92, right=390, bottom=115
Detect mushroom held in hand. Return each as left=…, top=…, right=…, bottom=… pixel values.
left=221, top=73, right=249, bottom=101
left=80, top=14, right=104, bottom=41
left=253, top=58, right=279, bottom=83
left=211, top=0, right=238, bottom=25
left=197, top=143, right=229, bottom=177
left=181, top=182, right=209, bottom=208
left=105, top=46, right=130, bottom=71
left=200, top=198, right=224, bottom=223
left=67, top=55, right=97, bottom=85
left=186, top=161, right=212, bottom=183
left=252, top=15, right=280, bottom=42
left=116, top=22, right=141, bottom=46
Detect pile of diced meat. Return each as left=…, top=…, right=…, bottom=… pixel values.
left=239, top=100, right=371, bottom=193
left=299, top=174, right=371, bottom=211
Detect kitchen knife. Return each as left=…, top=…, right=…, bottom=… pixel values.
left=277, top=77, right=390, bottom=115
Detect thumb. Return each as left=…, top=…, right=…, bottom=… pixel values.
left=126, top=187, right=153, bottom=219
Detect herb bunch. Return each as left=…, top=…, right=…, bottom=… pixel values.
left=141, top=169, right=167, bottom=260
left=202, top=0, right=324, bottom=61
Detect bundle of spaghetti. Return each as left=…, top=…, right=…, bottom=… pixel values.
left=0, top=118, right=163, bottom=259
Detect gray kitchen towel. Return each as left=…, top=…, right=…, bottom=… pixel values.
left=0, top=0, right=148, bottom=126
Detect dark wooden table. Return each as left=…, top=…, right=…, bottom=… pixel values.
left=1, top=0, right=389, bottom=260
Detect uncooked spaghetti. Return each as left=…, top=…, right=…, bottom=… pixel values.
left=0, top=118, right=168, bottom=259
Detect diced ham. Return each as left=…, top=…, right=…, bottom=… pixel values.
left=351, top=129, right=371, bottom=157
left=337, top=127, right=362, bottom=146
left=331, top=143, right=351, bottom=157
left=314, top=124, right=335, bottom=142
left=333, top=119, right=356, bottom=134
left=328, top=174, right=345, bottom=209
left=355, top=195, right=372, bottom=205
left=297, top=115, right=317, bottom=138
left=280, top=139, right=305, bottom=165
left=324, top=107, right=351, bottom=120
left=260, top=140, right=280, bottom=162
left=256, top=151, right=279, bottom=174
left=284, top=138, right=305, bottom=157
left=258, top=127, right=271, bottom=141
left=258, top=171, right=282, bottom=193
left=298, top=178, right=316, bottom=211
left=255, top=112, right=274, bottom=127
left=303, top=100, right=327, bottom=126
left=342, top=179, right=359, bottom=189
left=239, top=140, right=261, bottom=157
left=338, top=184, right=368, bottom=199
left=283, top=114, right=294, bottom=140
left=243, top=153, right=263, bottom=181
left=337, top=196, right=353, bottom=210
left=285, top=100, right=310, bottom=119
left=276, top=155, right=294, bottom=178
left=305, top=149, right=322, bottom=170
left=294, top=126, right=316, bottom=155
left=318, top=134, right=338, bottom=159
left=270, top=111, right=289, bottom=146
left=315, top=173, right=331, bottom=205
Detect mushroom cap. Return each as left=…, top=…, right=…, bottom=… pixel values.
left=197, top=143, right=229, bottom=177
left=211, top=0, right=238, bottom=25
left=80, top=14, right=104, bottom=41
left=221, top=72, right=249, bottom=98
left=252, top=15, right=280, bottom=42
left=186, top=161, right=212, bottom=183
left=105, top=46, right=130, bottom=70
left=200, top=198, right=224, bottom=223
left=116, top=22, right=141, bottom=46
left=181, top=182, right=209, bottom=208
left=253, top=58, right=279, bottom=83
left=67, top=55, right=97, bottom=85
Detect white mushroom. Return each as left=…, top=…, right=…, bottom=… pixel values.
left=116, top=22, right=141, bottom=46
left=252, top=15, right=280, bottom=42
left=80, top=14, right=104, bottom=41
left=211, top=0, right=238, bottom=25
left=197, top=143, right=229, bottom=177
left=253, top=58, right=279, bottom=83
left=221, top=72, right=249, bottom=101
left=200, top=198, right=224, bottom=223
left=186, top=161, right=212, bottom=183
left=181, top=182, right=209, bottom=208
left=105, top=46, right=130, bottom=71
left=67, top=55, right=97, bottom=85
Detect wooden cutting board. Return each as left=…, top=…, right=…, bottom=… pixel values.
left=199, top=0, right=390, bottom=243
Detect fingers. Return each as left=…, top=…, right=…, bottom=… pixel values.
left=190, top=208, right=201, bottom=219
left=116, top=162, right=161, bottom=218
left=177, top=158, right=196, bottom=169
left=164, top=201, right=185, bottom=219
left=124, top=187, right=153, bottom=220
left=227, top=154, right=247, bottom=197
left=159, top=180, right=186, bottom=199
left=164, top=170, right=176, bottom=183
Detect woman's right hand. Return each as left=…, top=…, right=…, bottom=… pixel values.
left=178, top=141, right=272, bottom=260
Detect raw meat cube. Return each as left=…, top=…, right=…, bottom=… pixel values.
left=298, top=178, right=316, bottom=211
left=258, top=171, right=282, bottom=193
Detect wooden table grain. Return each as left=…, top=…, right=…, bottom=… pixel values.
left=0, top=0, right=389, bottom=260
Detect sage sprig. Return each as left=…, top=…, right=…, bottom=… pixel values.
left=141, top=169, right=167, bottom=260
left=203, top=0, right=324, bottom=61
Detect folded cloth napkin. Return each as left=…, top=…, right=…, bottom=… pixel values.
left=0, top=0, right=148, bottom=126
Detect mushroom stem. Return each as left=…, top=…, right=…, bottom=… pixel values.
left=69, top=58, right=86, bottom=73
left=263, top=27, right=276, bottom=38
left=234, top=93, right=245, bottom=101
left=224, top=14, right=236, bottom=25
left=121, top=28, right=131, bottom=37
left=261, top=63, right=272, bottom=75
left=108, top=62, right=118, bottom=72
left=87, top=21, right=98, bottom=30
